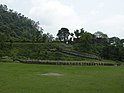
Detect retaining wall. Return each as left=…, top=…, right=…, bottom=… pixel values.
left=19, top=60, right=121, bottom=66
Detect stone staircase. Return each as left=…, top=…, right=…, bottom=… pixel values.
left=50, top=49, right=101, bottom=60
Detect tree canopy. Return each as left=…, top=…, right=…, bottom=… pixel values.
left=57, top=28, right=70, bottom=43
left=0, top=4, right=43, bottom=42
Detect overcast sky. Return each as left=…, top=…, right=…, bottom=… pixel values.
left=1, top=0, right=124, bottom=38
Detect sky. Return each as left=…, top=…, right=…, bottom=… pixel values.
left=0, top=0, right=124, bottom=38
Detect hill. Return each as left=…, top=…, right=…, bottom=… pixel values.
left=0, top=4, right=42, bottom=42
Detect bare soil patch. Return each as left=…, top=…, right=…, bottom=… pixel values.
left=41, top=73, right=64, bottom=76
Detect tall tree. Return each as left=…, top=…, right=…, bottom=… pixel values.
left=94, top=31, right=108, bottom=46
left=70, top=33, right=74, bottom=41
left=120, top=39, right=124, bottom=47
left=57, top=28, right=70, bottom=43
left=80, top=32, right=93, bottom=52
left=109, top=37, right=121, bottom=46
left=94, top=31, right=108, bottom=38
left=74, top=29, right=80, bottom=39
left=80, top=28, right=85, bottom=35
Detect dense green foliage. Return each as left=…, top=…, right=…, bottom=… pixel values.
left=0, top=63, right=124, bottom=93
left=57, top=29, right=124, bottom=62
left=0, top=4, right=44, bottom=42
left=0, top=4, right=124, bottom=62
left=57, top=28, right=70, bottom=43
left=0, top=43, right=86, bottom=61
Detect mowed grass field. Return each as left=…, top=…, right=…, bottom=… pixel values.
left=0, top=63, right=124, bottom=93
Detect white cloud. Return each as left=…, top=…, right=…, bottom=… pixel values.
left=0, top=0, right=14, bottom=4
left=29, top=0, right=124, bottom=38
left=0, top=0, right=123, bottom=38
left=90, top=10, right=99, bottom=16
left=98, top=2, right=105, bottom=8
left=29, top=0, right=76, bottom=23
left=29, top=0, right=86, bottom=35
left=101, top=15, right=124, bottom=27
left=99, top=15, right=124, bottom=38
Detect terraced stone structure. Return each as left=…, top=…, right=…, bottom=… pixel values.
left=19, top=60, right=121, bottom=66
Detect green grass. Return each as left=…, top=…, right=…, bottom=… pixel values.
left=0, top=63, right=124, bottom=93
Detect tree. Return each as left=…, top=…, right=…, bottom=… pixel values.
left=80, top=28, right=85, bottom=35
left=0, top=33, right=7, bottom=49
left=69, top=33, right=74, bottom=42
left=57, top=30, right=63, bottom=41
left=70, top=33, right=74, bottom=38
left=94, top=31, right=108, bottom=38
left=0, top=4, right=43, bottom=42
left=109, top=37, right=121, bottom=46
left=94, top=31, right=108, bottom=46
left=73, top=28, right=85, bottom=43
left=46, top=33, right=54, bottom=42
left=120, top=39, right=124, bottom=47
left=101, top=45, right=120, bottom=61
left=42, top=34, right=48, bottom=43
left=74, top=29, right=80, bottom=39
left=57, top=28, right=70, bottom=43
left=80, top=32, right=93, bottom=52
left=0, top=4, right=8, bottom=11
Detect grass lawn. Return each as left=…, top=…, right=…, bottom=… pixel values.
left=0, top=62, right=124, bottom=93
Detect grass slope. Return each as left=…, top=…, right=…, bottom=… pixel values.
left=0, top=63, right=124, bottom=93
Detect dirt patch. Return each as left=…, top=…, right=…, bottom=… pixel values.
left=41, top=73, right=64, bottom=76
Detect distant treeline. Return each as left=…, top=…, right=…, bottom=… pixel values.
left=56, top=27, right=124, bottom=61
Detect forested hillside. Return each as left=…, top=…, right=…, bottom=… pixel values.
left=0, top=4, right=43, bottom=42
